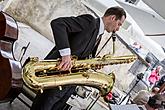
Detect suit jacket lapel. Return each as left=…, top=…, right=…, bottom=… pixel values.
left=92, top=18, right=101, bottom=57
left=80, top=18, right=100, bottom=59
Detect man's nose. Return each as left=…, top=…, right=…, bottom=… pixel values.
left=116, top=27, right=119, bottom=31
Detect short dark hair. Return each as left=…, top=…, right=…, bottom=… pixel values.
left=104, top=6, right=126, bottom=20
left=148, top=94, right=165, bottom=109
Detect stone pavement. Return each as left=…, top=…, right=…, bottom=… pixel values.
left=0, top=93, right=31, bottom=110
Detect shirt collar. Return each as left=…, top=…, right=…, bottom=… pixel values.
left=98, top=17, right=104, bottom=36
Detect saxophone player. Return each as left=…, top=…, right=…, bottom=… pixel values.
left=31, top=6, right=126, bottom=110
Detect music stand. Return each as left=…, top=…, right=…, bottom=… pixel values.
left=118, top=73, right=144, bottom=105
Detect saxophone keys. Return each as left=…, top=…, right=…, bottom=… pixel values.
left=82, top=72, right=89, bottom=78
left=102, top=84, right=108, bottom=90
left=43, top=69, right=47, bottom=73
left=30, top=57, right=39, bottom=62
left=40, top=89, right=43, bottom=93
left=58, top=86, right=63, bottom=90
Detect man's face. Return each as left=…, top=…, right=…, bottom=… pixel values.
left=105, top=15, right=125, bottom=33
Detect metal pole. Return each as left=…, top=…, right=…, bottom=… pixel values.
left=95, top=32, right=115, bottom=57
left=87, top=95, right=100, bottom=110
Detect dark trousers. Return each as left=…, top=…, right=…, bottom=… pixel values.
left=31, top=85, right=76, bottom=110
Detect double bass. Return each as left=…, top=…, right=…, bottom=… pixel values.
left=0, top=11, right=22, bottom=101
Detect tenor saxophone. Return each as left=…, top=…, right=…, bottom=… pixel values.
left=22, top=55, right=136, bottom=96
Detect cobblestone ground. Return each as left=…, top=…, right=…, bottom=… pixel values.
left=0, top=94, right=31, bottom=110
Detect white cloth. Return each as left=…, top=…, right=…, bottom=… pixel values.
left=59, top=48, right=71, bottom=56
left=67, top=95, right=88, bottom=109
left=138, top=105, right=147, bottom=110
left=110, top=104, right=141, bottom=110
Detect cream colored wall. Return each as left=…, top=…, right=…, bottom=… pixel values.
left=3, top=0, right=93, bottom=42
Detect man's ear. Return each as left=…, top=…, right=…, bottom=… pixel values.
left=111, top=15, right=116, bottom=21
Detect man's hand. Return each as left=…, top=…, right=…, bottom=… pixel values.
left=58, top=55, right=72, bottom=71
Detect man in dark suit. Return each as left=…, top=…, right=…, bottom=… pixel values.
left=31, top=6, right=126, bottom=110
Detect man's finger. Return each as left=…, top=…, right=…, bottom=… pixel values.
left=63, top=62, right=72, bottom=71
left=58, top=62, right=70, bottom=71
left=58, top=62, right=64, bottom=70
left=61, top=63, right=67, bottom=70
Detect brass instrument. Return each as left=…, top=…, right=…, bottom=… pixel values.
left=22, top=55, right=136, bottom=96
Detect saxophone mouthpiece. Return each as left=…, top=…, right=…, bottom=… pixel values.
left=112, top=31, right=116, bottom=41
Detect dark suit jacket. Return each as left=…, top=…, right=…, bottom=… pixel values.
left=45, top=14, right=100, bottom=60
